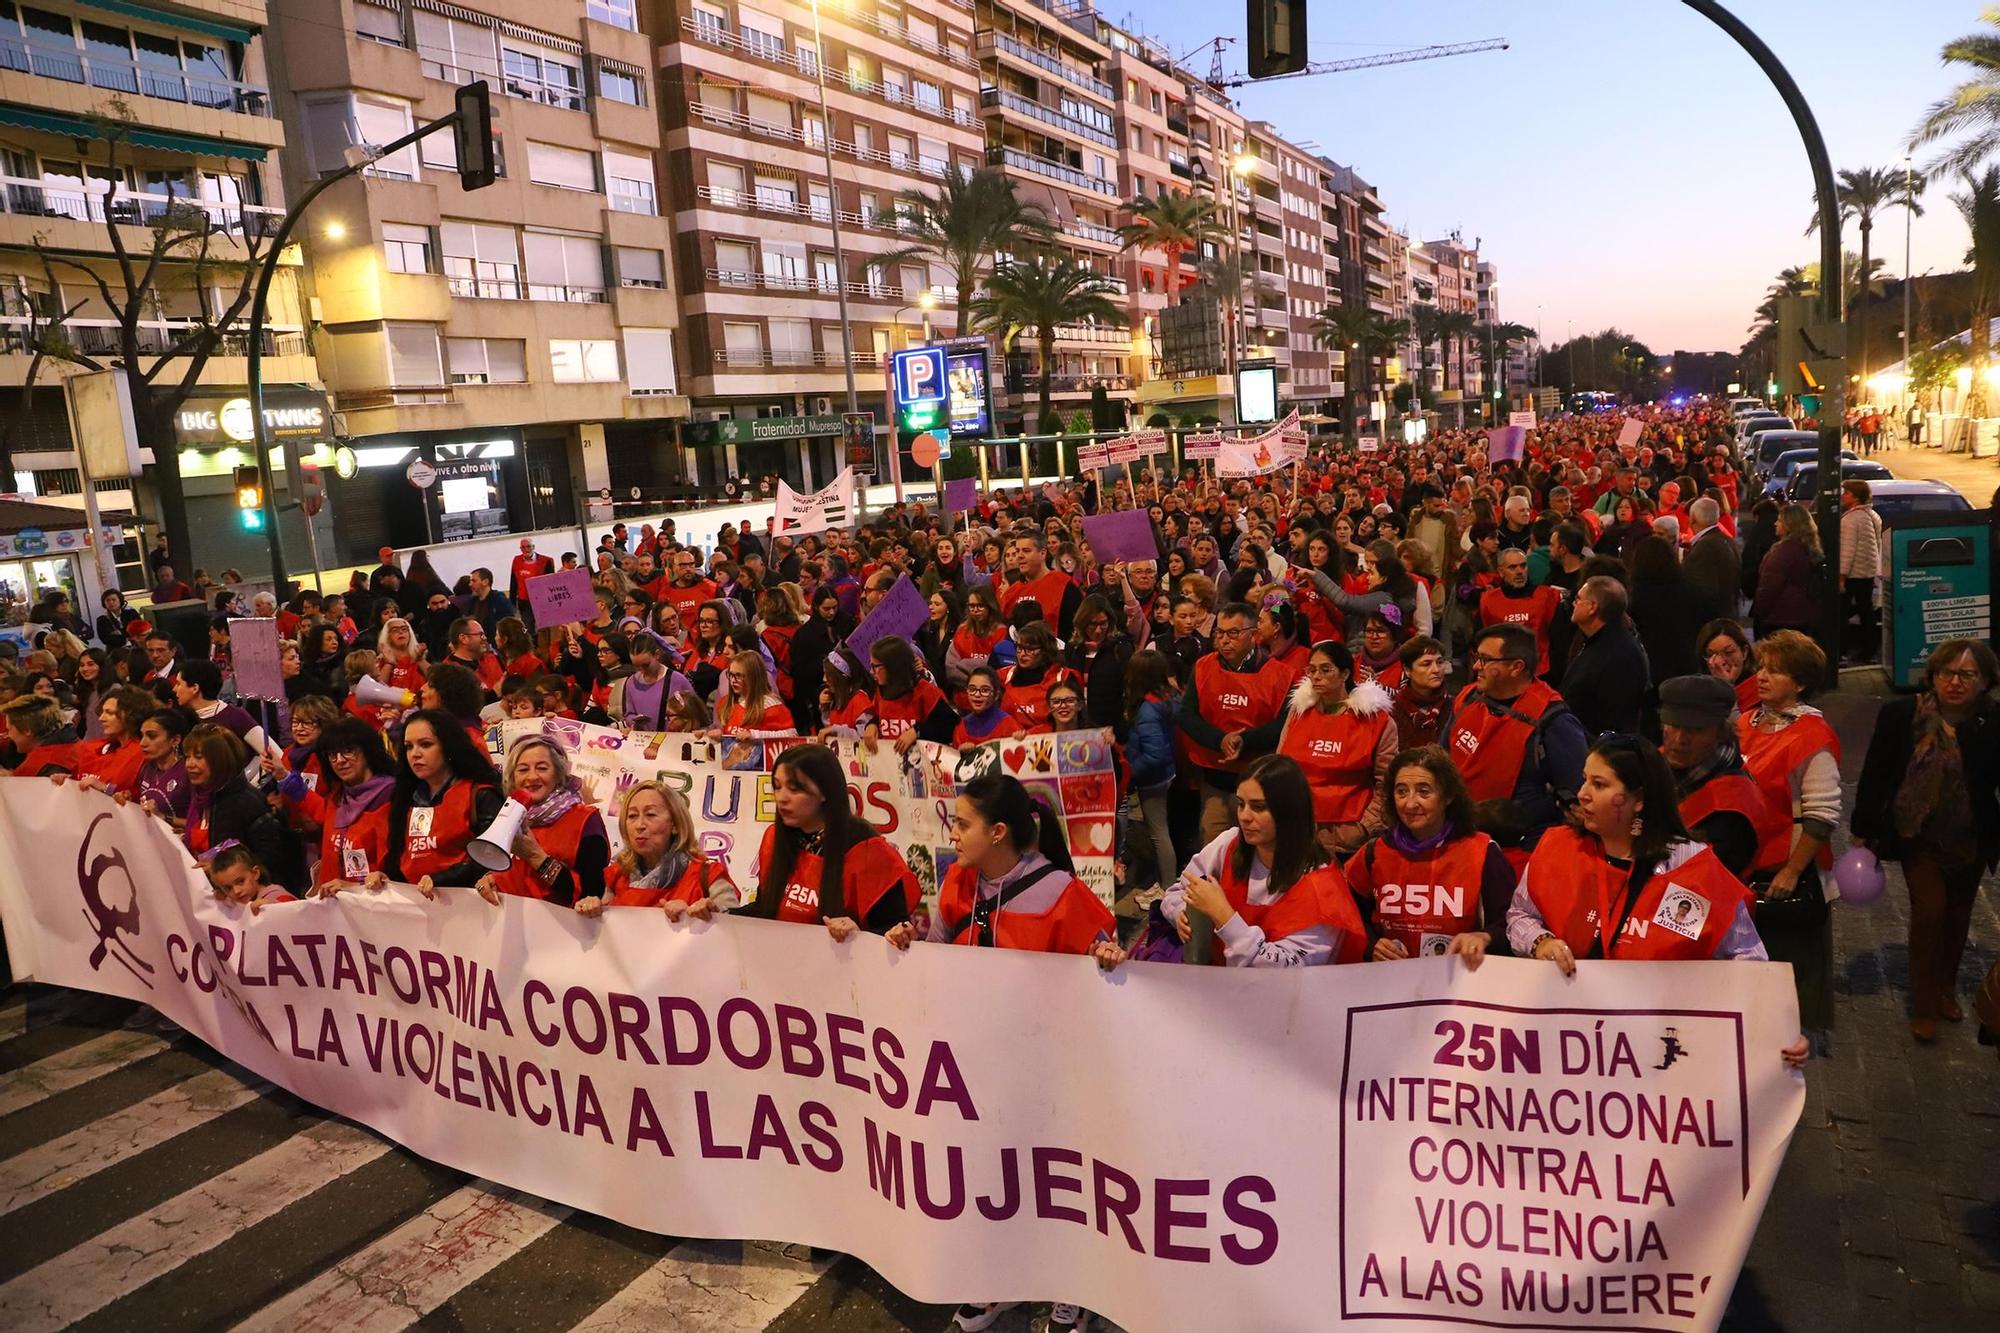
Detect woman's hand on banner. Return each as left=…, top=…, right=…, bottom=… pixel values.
left=473, top=874, right=502, bottom=906
left=884, top=920, right=917, bottom=951
left=414, top=875, right=437, bottom=900
left=825, top=915, right=860, bottom=943
left=1533, top=934, right=1576, bottom=977
left=1446, top=932, right=1491, bottom=970
left=1372, top=938, right=1410, bottom=962
left=1091, top=939, right=1127, bottom=970
left=1781, top=1036, right=1809, bottom=1070
left=573, top=895, right=607, bottom=918
left=363, top=872, right=389, bottom=893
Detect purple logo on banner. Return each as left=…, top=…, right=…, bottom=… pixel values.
left=1082, top=509, right=1160, bottom=563
left=943, top=476, right=978, bottom=517
left=1485, top=425, right=1527, bottom=464
left=845, top=574, right=930, bottom=664
left=525, top=568, right=596, bottom=626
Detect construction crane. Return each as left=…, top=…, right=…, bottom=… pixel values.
left=1212, top=38, right=1509, bottom=89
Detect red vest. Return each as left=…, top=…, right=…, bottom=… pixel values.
left=1449, top=681, right=1564, bottom=803
left=660, top=578, right=718, bottom=634
left=934, top=862, right=1114, bottom=955
left=1736, top=712, right=1841, bottom=870
left=1734, top=672, right=1761, bottom=714
left=762, top=624, right=797, bottom=701
left=1208, top=833, right=1367, bottom=963
left=1345, top=832, right=1494, bottom=956
left=321, top=802, right=392, bottom=884
left=1293, top=581, right=1342, bottom=645
left=12, top=742, right=76, bottom=777
left=1279, top=705, right=1389, bottom=824
left=873, top=680, right=946, bottom=739
left=1270, top=641, right=1311, bottom=688
left=1679, top=771, right=1790, bottom=873
left=384, top=653, right=426, bottom=694
left=999, top=664, right=1079, bottom=729
left=1526, top=826, right=1751, bottom=961
left=1185, top=653, right=1293, bottom=771
left=949, top=623, right=1009, bottom=708
left=826, top=690, right=873, bottom=730
left=998, top=568, right=1074, bottom=624
left=77, top=738, right=145, bottom=793
left=952, top=713, right=1024, bottom=747
left=754, top=825, right=918, bottom=925
left=399, top=779, right=490, bottom=882
left=494, top=804, right=600, bottom=900
left=604, top=855, right=732, bottom=908
left=1478, top=586, right=1564, bottom=676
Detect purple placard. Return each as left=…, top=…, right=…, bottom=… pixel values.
left=844, top=574, right=930, bottom=663
left=943, top=476, right=978, bottom=517
left=1485, top=425, right=1526, bottom=463
left=1082, top=508, right=1160, bottom=563
left=524, top=567, right=596, bottom=626
left=228, top=616, right=284, bottom=702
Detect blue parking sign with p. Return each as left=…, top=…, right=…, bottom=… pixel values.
left=892, top=346, right=947, bottom=409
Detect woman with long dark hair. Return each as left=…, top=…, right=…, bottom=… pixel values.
left=950, top=666, right=1025, bottom=746
left=284, top=718, right=397, bottom=895
left=1506, top=737, right=1809, bottom=1066
left=790, top=586, right=851, bottom=732
left=742, top=743, right=918, bottom=939
left=1121, top=754, right=1366, bottom=967
left=865, top=635, right=957, bottom=754
left=943, top=583, right=1011, bottom=709
left=387, top=709, right=504, bottom=897
left=1344, top=746, right=1514, bottom=964
left=180, top=723, right=293, bottom=883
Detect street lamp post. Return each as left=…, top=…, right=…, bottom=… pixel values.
left=1902, top=156, right=1915, bottom=440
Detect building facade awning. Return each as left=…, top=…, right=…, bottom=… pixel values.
left=74, top=0, right=258, bottom=45
left=0, top=106, right=266, bottom=161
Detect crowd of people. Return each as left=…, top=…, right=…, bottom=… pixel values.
left=4, top=402, right=1997, bottom=1326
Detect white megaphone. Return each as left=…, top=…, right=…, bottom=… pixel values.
left=354, top=676, right=416, bottom=710
left=467, top=793, right=530, bottom=871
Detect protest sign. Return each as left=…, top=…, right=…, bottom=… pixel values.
left=523, top=568, right=595, bottom=626
left=942, top=476, right=978, bottom=518
left=845, top=574, right=930, bottom=664
left=1105, top=435, right=1143, bottom=467
left=1510, top=409, right=1538, bottom=430
left=1082, top=509, right=1160, bottom=563
left=1358, top=436, right=1381, bottom=454
left=1617, top=418, right=1645, bottom=451
left=227, top=616, right=284, bottom=702
left=1183, top=431, right=1224, bottom=461
left=0, top=780, right=1804, bottom=1333
left=1218, top=432, right=1285, bottom=478
left=775, top=468, right=856, bottom=536
left=1487, top=425, right=1528, bottom=464
left=1076, top=441, right=1110, bottom=471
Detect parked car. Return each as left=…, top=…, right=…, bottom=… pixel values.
left=1762, top=446, right=1858, bottom=497
left=1737, top=416, right=1801, bottom=462
left=1750, top=430, right=1825, bottom=479
left=1865, top=479, right=1974, bottom=524
left=1786, top=459, right=1894, bottom=504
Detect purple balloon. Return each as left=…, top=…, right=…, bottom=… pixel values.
left=1832, top=846, right=1886, bottom=905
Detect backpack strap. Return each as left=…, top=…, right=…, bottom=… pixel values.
left=941, top=862, right=1069, bottom=947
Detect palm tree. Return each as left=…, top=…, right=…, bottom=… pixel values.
left=1808, top=166, right=1927, bottom=383
left=1954, top=165, right=2000, bottom=418
left=1437, top=308, right=1478, bottom=399
left=1308, top=304, right=1408, bottom=435
left=1191, top=250, right=1249, bottom=365
left=877, top=167, right=1056, bottom=335
left=972, top=257, right=1127, bottom=435
left=1910, top=9, right=2000, bottom=176
left=1473, top=321, right=1535, bottom=406
left=1116, top=190, right=1226, bottom=306
left=1411, top=302, right=1445, bottom=401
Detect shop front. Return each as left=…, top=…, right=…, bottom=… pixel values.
left=0, top=499, right=124, bottom=647
left=171, top=388, right=333, bottom=580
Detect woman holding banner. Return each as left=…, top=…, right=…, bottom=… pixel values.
left=1343, top=745, right=1513, bottom=964
left=71, top=686, right=157, bottom=794
left=1110, top=755, right=1367, bottom=968
left=279, top=719, right=395, bottom=896
left=865, top=636, right=957, bottom=755
left=387, top=709, right=504, bottom=899
left=473, top=735, right=609, bottom=908
left=1504, top=734, right=1810, bottom=1068
left=744, top=743, right=918, bottom=940
left=577, top=780, right=735, bottom=918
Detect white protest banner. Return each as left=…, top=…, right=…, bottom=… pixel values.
left=1510, top=409, right=1538, bottom=430
left=774, top=468, right=856, bottom=536
left=1105, top=435, right=1143, bottom=467
left=1218, top=431, right=1286, bottom=478
left=227, top=616, right=284, bottom=702
left=0, top=781, right=1805, bottom=1333
left=1617, top=418, right=1645, bottom=451
left=1358, top=436, right=1381, bottom=454
left=494, top=720, right=1120, bottom=906
left=1183, top=430, right=1224, bottom=461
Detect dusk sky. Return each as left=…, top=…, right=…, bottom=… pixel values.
left=1143, top=0, right=1983, bottom=354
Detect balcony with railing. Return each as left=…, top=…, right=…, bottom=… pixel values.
left=1062, top=219, right=1121, bottom=246
left=0, top=33, right=270, bottom=117
left=977, top=31, right=1114, bottom=103
left=1052, top=323, right=1127, bottom=345
left=0, top=316, right=306, bottom=359
left=980, top=87, right=1116, bottom=149
left=0, top=176, right=285, bottom=239
left=712, top=347, right=883, bottom=369
left=987, top=146, right=1117, bottom=196
left=681, top=17, right=978, bottom=130
left=835, top=6, right=977, bottom=70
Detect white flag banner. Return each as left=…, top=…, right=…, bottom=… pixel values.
left=0, top=781, right=1805, bottom=1333
left=774, top=468, right=856, bottom=535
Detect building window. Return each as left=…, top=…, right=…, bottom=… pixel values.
left=715, top=241, right=755, bottom=285
left=738, top=6, right=786, bottom=61
left=615, top=246, right=665, bottom=289
left=549, top=339, right=619, bottom=382
left=356, top=0, right=406, bottom=47
left=382, top=222, right=432, bottom=274
left=769, top=318, right=812, bottom=365
left=441, top=221, right=522, bottom=298
left=721, top=322, right=763, bottom=364
left=623, top=328, right=676, bottom=393
left=586, top=0, right=636, bottom=32
left=387, top=322, right=444, bottom=386
left=502, top=43, right=583, bottom=111
left=813, top=253, right=839, bottom=293
left=597, top=63, right=643, bottom=106
left=526, top=141, right=596, bottom=191
left=690, top=1, right=726, bottom=41
left=447, top=337, right=527, bottom=384
left=523, top=230, right=607, bottom=302
left=413, top=10, right=498, bottom=83
left=602, top=148, right=656, bottom=215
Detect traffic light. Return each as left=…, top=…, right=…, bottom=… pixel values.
left=234, top=464, right=265, bottom=531
left=454, top=81, right=497, bottom=191
left=1246, top=1, right=1308, bottom=79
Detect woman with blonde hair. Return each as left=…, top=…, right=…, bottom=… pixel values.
left=576, top=779, right=737, bottom=918
left=376, top=616, right=427, bottom=693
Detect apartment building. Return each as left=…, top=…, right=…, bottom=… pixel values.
left=266, top=0, right=684, bottom=561
left=1418, top=233, right=1481, bottom=406
left=0, top=0, right=315, bottom=587
left=658, top=0, right=985, bottom=485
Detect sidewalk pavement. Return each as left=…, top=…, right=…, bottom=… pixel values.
left=1866, top=438, right=2000, bottom=505
left=1727, top=670, right=2000, bottom=1330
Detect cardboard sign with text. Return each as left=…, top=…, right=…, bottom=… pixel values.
left=524, top=568, right=596, bottom=626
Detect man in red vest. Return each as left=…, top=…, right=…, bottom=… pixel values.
left=1178, top=601, right=1295, bottom=843
left=997, top=530, right=1080, bottom=638
left=1478, top=547, right=1564, bottom=678
left=657, top=546, right=718, bottom=636
left=1659, top=674, right=1787, bottom=881
left=508, top=538, right=554, bottom=606
left=1449, top=624, right=1588, bottom=865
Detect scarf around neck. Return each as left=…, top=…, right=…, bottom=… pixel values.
left=525, top=780, right=586, bottom=828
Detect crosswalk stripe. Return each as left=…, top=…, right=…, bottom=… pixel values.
left=0, top=1066, right=269, bottom=1215
left=0, top=1119, right=390, bottom=1333
left=0, top=999, right=25, bottom=1043
left=567, top=1239, right=831, bottom=1333
left=230, top=1184, right=571, bottom=1333
left=0, top=1029, right=168, bottom=1118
